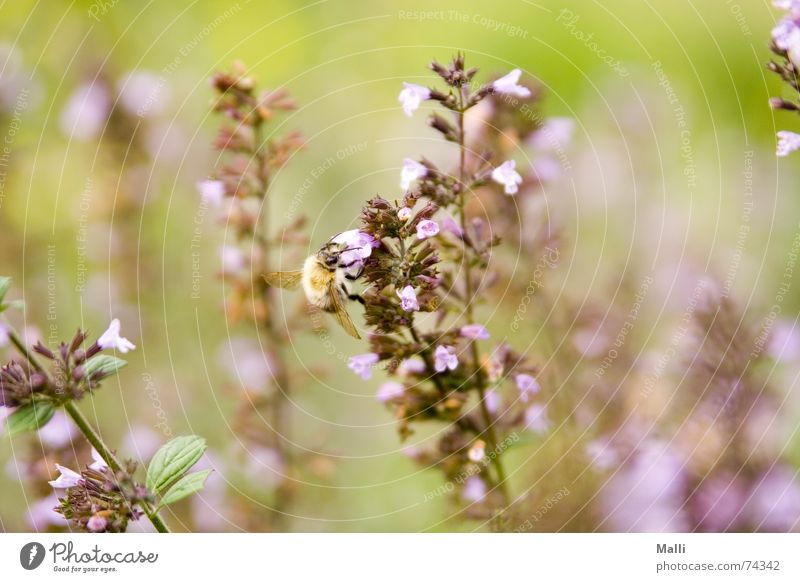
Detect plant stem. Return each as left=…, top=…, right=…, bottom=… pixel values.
left=4, top=321, right=170, bottom=533
left=64, top=402, right=170, bottom=533
left=253, top=119, right=293, bottom=530
left=455, top=95, right=511, bottom=509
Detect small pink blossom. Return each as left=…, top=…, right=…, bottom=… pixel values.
left=398, top=83, right=431, bottom=117
left=89, top=448, right=107, bottom=471
left=86, top=514, right=108, bottom=532
left=48, top=464, right=82, bottom=488
left=377, top=381, right=404, bottom=403
left=396, top=285, right=419, bottom=312
left=398, top=358, right=426, bottom=376
left=348, top=353, right=379, bottom=380
left=460, top=324, right=489, bottom=340
left=492, top=69, right=531, bottom=97
left=197, top=180, right=225, bottom=206
left=777, top=131, right=800, bottom=157
left=434, top=345, right=458, bottom=372
left=442, top=217, right=463, bottom=237
left=485, top=389, right=501, bottom=415
left=398, top=207, right=412, bottom=221
left=97, top=319, right=136, bottom=353
left=515, top=373, right=540, bottom=402
left=416, top=219, right=439, bottom=240
left=220, top=245, right=245, bottom=272
left=524, top=404, right=551, bottom=434
left=491, top=160, right=523, bottom=194
left=462, top=475, right=487, bottom=502
left=400, top=158, right=428, bottom=190
left=467, top=440, right=486, bottom=462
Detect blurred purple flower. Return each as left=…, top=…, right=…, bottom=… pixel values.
left=86, top=515, right=108, bottom=532
left=400, top=158, right=428, bottom=190
left=746, top=466, right=800, bottom=531
left=197, top=180, right=226, bottom=206
left=398, top=358, right=426, bottom=376
left=460, top=324, right=489, bottom=340
left=220, top=245, right=245, bottom=273
left=434, top=345, right=458, bottom=372
left=37, top=411, right=77, bottom=448
left=528, top=117, right=575, bottom=151
left=485, top=389, right=501, bottom=415
left=377, top=381, right=404, bottom=403
left=768, top=321, right=800, bottom=361
left=441, top=217, right=463, bottom=237
left=462, top=475, right=487, bottom=502
left=60, top=81, right=110, bottom=141
left=515, top=373, right=540, bottom=403
left=27, top=494, right=67, bottom=531
left=398, top=207, right=412, bottom=221
left=524, top=404, right=551, bottom=434
left=348, top=353, right=379, bottom=380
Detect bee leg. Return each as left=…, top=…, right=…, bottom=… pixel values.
left=348, top=294, right=366, bottom=305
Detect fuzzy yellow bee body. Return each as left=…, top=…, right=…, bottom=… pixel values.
left=263, top=237, right=364, bottom=339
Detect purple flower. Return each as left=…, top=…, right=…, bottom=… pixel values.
left=97, top=319, right=136, bottom=353
left=441, top=217, right=463, bottom=237
left=196, top=180, right=225, bottom=206
left=398, top=206, right=412, bottom=221
left=415, top=219, right=439, bottom=240
left=396, top=285, right=419, bottom=312
left=48, top=464, right=82, bottom=488
left=348, top=353, right=379, bottom=380
left=460, top=324, right=489, bottom=340
left=37, top=411, right=77, bottom=448
left=585, top=439, right=618, bottom=471
left=434, top=345, right=458, bottom=372
left=777, top=131, right=800, bottom=157
left=462, top=476, right=487, bottom=502
left=220, top=245, right=245, bottom=272
left=398, top=83, right=431, bottom=117
left=60, top=81, right=110, bottom=141
left=485, top=389, right=501, bottom=415
left=400, top=158, right=428, bottom=190
left=774, top=17, right=800, bottom=65
left=376, top=381, right=404, bottom=403
left=491, top=160, right=523, bottom=195
left=86, top=514, right=108, bottom=532
left=515, top=373, right=540, bottom=402
left=528, top=117, right=575, bottom=151
left=524, top=404, right=551, bottom=434
left=492, top=69, right=531, bottom=97
left=398, top=358, right=426, bottom=376
left=333, top=229, right=378, bottom=260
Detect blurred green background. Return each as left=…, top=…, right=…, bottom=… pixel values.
left=1, top=0, right=798, bottom=531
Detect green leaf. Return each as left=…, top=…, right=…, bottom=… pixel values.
left=0, top=276, right=10, bottom=305
left=4, top=402, right=55, bottom=437
left=83, top=355, right=127, bottom=378
left=158, top=469, right=211, bottom=508
left=146, top=435, right=207, bottom=493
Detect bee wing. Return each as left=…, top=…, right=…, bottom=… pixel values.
left=263, top=270, right=304, bottom=289
left=327, top=280, right=361, bottom=339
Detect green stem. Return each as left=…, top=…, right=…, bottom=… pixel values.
left=4, top=321, right=170, bottom=533
left=65, top=402, right=170, bottom=533
left=455, top=93, right=511, bottom=509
